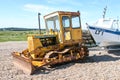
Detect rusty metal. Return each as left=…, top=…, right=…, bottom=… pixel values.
left=12, top=52, right=35, bottom=74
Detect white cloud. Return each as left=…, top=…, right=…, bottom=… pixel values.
left=23, top=3, right=77, bottom=15
left=47, top=0, right=59, bottom=4
left=23, top=4, right=55, bottom=15
left=46, top=0, right=82, bottom=6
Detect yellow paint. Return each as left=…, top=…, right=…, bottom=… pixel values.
left=72, top=29, right=82, bottom=40
left=32, top=61, right=45, bottom=67
left=27, top=36, right=42, bottom=52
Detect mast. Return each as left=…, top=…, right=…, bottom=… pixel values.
left=103, top=6, right=107, bottom=18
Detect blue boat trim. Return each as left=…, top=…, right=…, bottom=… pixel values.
left=88, top=26, right=120, bottom=35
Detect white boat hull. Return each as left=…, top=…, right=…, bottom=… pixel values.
left=88, top=26, right=120, bottom=46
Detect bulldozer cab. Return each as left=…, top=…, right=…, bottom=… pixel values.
left=27, top=11, right=83, bottom=52
left=44, top=11, right=82, bottom=44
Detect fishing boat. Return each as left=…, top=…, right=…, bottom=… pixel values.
left=87, top=7, right=120, bottom=47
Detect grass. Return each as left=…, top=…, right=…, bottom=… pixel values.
left=0, top=30, right=40, bottom=42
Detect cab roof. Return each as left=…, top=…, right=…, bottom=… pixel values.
left=44, top=11, right=80, bottom=19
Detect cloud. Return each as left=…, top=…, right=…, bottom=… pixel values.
left=23, top=4, right=55, bottom=15
left=47, top=0, right=59, bottom=4
left=47, top=0, right=68, bottom=4
left=23, top=3, right=77, bottom=15
left=46, top=0, right=82, bottom=6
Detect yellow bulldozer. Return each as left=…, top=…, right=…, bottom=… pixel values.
left=12, top=11, right=89, bottom=74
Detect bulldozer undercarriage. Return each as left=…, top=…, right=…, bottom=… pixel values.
left=12, top=44, right=88, bottom=74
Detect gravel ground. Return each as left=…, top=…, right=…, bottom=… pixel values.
left=0, top=41, right=120, bottom=80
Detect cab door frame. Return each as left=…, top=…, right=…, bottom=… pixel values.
left=60, top=15, right=72, bottom=43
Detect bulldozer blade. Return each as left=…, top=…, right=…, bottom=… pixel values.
left=12, top=52, right=35, bottom=75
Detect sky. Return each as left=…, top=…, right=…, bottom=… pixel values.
left=0, top=0, right=120, bottom=29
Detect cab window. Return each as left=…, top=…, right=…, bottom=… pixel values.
left=62, top=16, right=70, bottom=28
left=72, top=16, right=80, bottom=28
left=46, top=16, right=60, bottom=32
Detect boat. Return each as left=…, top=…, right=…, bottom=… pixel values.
left=87, top=7, right=120, bottom=47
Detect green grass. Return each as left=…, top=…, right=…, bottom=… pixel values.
left=0, top=30, right=40, bottom=42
